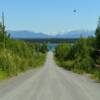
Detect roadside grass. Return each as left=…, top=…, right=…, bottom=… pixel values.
left=0, top=53, right=46, bottom=81
left=55, top=57, right=100, bottom=82
left=91, top=70, right=100, bottom=82
left=0, top=71, right=8, bottom=80
left=55, top=58, right=85, bottom=74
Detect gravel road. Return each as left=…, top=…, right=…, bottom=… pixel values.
left=0, top=52, right=100, bottom=100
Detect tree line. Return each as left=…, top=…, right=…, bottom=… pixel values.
left=54, top=17, right=100, bottom=81
left=0, top=21, right=48, bottom=79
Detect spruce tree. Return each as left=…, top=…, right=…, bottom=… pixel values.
left=95, top=17, right=100, bottom=49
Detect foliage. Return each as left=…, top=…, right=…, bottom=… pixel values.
left=93, top=71, right=100, bottom=81
left=95, top=17, right=100, bottom=49
left=74, top=55, right=94, bottom=73
left=54, top=38, right=95, bottom=74
left=0, top=21, right=47, bottom=80
left=54, top=16, right=100, bottom=79
left=96, top=57, right=100, bottom=65
left=94, top=17, right=100, bottom=80
left=55, top=43, right=71, bottom=60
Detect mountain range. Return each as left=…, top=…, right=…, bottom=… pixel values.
left=54, top=30, right=95, bottom=39
left=8, top=30, right=95, bottom=39
left=8, top=31, right=50, bottom=39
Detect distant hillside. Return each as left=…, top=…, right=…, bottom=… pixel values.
left=54, top=30, right=95, bottom=39
left=8, top=31, right=50, bottom=39
left=8, top=30, right=95, bottom=39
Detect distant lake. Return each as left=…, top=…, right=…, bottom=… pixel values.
left=48, top=43, right=59, bottom=51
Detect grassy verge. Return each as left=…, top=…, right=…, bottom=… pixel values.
left=0, top=46, right=47, bottom=81
left=55, top=57, right=100, bottom=82
left=0, top=71, right=8, bottom=80
left=0, top=53, right=46, bottom=81
left=54, top=56, right=86, bottom=74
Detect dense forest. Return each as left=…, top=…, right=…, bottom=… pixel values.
left=0, top=21, right=48, bottom=80
left=54, top=17, right=100, bottom=81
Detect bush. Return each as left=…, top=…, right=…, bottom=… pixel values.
left=54, top=38, right=95, bottom=75
left=96, top=56, right=100, bottom=65
left=58, top=60, right=74, bottom=70
left=0, top=49, right=17, bottom=76
left=93, top=71, right=100, bottom=81
left=0, top=21, right=47, bottom=80
left=74, top=55, right=94, bottom=73
left=0, top=41, right=47, bottom=78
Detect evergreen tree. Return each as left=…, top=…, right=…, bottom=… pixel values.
left=95, top=17, right=100, bottom=49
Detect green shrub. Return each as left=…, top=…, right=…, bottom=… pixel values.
left=0, top=21, right=47, bottom=80
left=54, top=38, right=95, bottom=75
left=74, top=55, right=94, bottom=73
left=0, top=44, right=46, bottom=79
left=0, top=50, right=17, bottom=76
left=59, top=60, right=74, bottom=70
left=93, top=71, right=100, bottom=81
left=96, top=56, right=100, bottom=65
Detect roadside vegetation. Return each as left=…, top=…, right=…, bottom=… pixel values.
left=0, top=22, right=48, bottom=80
left=54, top=17, right=100, bottom=81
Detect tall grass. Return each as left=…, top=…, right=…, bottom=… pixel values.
left=0, top=41, right=47, bottom=80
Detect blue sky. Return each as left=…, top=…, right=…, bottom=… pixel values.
left=0, top=0, right=100, bottom=34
